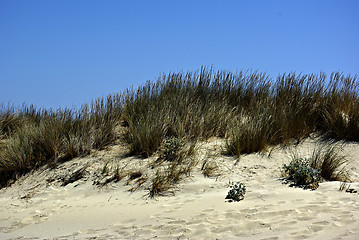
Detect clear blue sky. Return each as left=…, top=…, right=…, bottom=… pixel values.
left=1, top=0, right=358, bottom=109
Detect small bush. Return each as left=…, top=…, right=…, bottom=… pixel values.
left=148, top=169, right=173, bottom=198
left=159, top=137, right=183, bottom=162
left=283, top=158, right=322, bottom=189
left=283, top=143, right=349, bottom=190
left=225, top=181, right=246, bottom=202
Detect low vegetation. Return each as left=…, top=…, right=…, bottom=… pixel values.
left=309, top=143, right=349, bottom=182
left=148, top=137, right=197, bottom=197
left=283, top=143, right=349, bottom=190
left=1, top=67, right=358, bottom=192
left=0, top=96, right=122, bottom=187
left=283, top=157, right=322, bottom=190
left=225, top=181, right=246, bottom=202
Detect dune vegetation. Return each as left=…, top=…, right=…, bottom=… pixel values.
left=1, top=67, right=358, bottom=191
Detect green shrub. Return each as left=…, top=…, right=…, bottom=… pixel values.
left=225, top=181, right=246, bottom=202
left=159, top=137, right=183, bottom=162
left=283, top=142, right=349, bottom=190
left=283, top=158, right=322, bottom=189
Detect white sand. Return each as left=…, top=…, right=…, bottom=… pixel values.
left=0, top=138, right=358, bottom=240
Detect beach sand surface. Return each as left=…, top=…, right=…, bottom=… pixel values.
left=0, top=138, right=358, bottom=240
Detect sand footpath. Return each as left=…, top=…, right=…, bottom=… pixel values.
left=0, top=138, right=358, bottom=240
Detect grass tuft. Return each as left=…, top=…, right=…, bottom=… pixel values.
left=310, top=142, right=350, bottom=182
left=284, top=142, right=350, bottom=190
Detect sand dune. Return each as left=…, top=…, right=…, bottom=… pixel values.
left=0, top=138, right=358, bottom=239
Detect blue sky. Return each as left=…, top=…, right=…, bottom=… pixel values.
left=1, top=0, right=358, bottom=109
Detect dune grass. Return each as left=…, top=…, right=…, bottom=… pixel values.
left=284, top=142, right=350, bottom=190
left=310, top=142, right=350, bottom=182
left=0, top=95, right=122, bottom=187
left=0, top=67, right=358, bottom=189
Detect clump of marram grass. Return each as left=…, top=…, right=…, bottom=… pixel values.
left=309, top=142, right=350, bottom=182
left=0, top=109, right=24, bottom=139
left=94, top=137, right=197, bottom=196
left=201, top=160, right=220, bottom=178
left=122, top=68, right=358, bottom=161
left=0, top=95, right=122, bottom=187
left=148, top=138, right=197, bottom=198
left=320, top=104, right=359, bottom=142
left=155, top=137, right=197, bottom=166
left=94, top=161, right=135, bottom=187
left=283, top=142, right=350, bottom=190
left=148, top=169, right=173, bottom=198
left=148, top=159, right=197, bottom=198
left=225, top=110, right=274, bottom=157
left=199, top=151, right=221, bottom=178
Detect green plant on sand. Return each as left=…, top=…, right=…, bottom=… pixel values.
left=283, top=157, right=322, bottom=190
left=225, top=181, right=246, bottom=202
left=283, top=142, right=350, bottom=190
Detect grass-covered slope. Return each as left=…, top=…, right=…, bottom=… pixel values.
left=1, top=67, right=358, bottom=187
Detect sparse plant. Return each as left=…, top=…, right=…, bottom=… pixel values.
left=201, top=160, right=220, bottom=177
left=101, top=162, right=110, bottom=176
left=225, top=181, right=246, bottom=202
left=113, top=166, right=126, bottom=182
left=148, top=169, right=173, bottom=198
left=148, top=154, right=197, bottom=198
left=339, top=182, right=350, bottom=192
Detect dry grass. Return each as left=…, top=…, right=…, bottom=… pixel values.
left=310, top=142, right=350, bottom=182
left=201, top=160, right=220, bottom=178
left=1, top=67, right=358, bottom=190
left=0, top=95, right=122, bottom=187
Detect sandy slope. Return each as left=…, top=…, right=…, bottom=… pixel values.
left=0, top=138, right=358, bottom=240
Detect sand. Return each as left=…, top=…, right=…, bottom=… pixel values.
left=0, top=138, right=358, bottom=240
